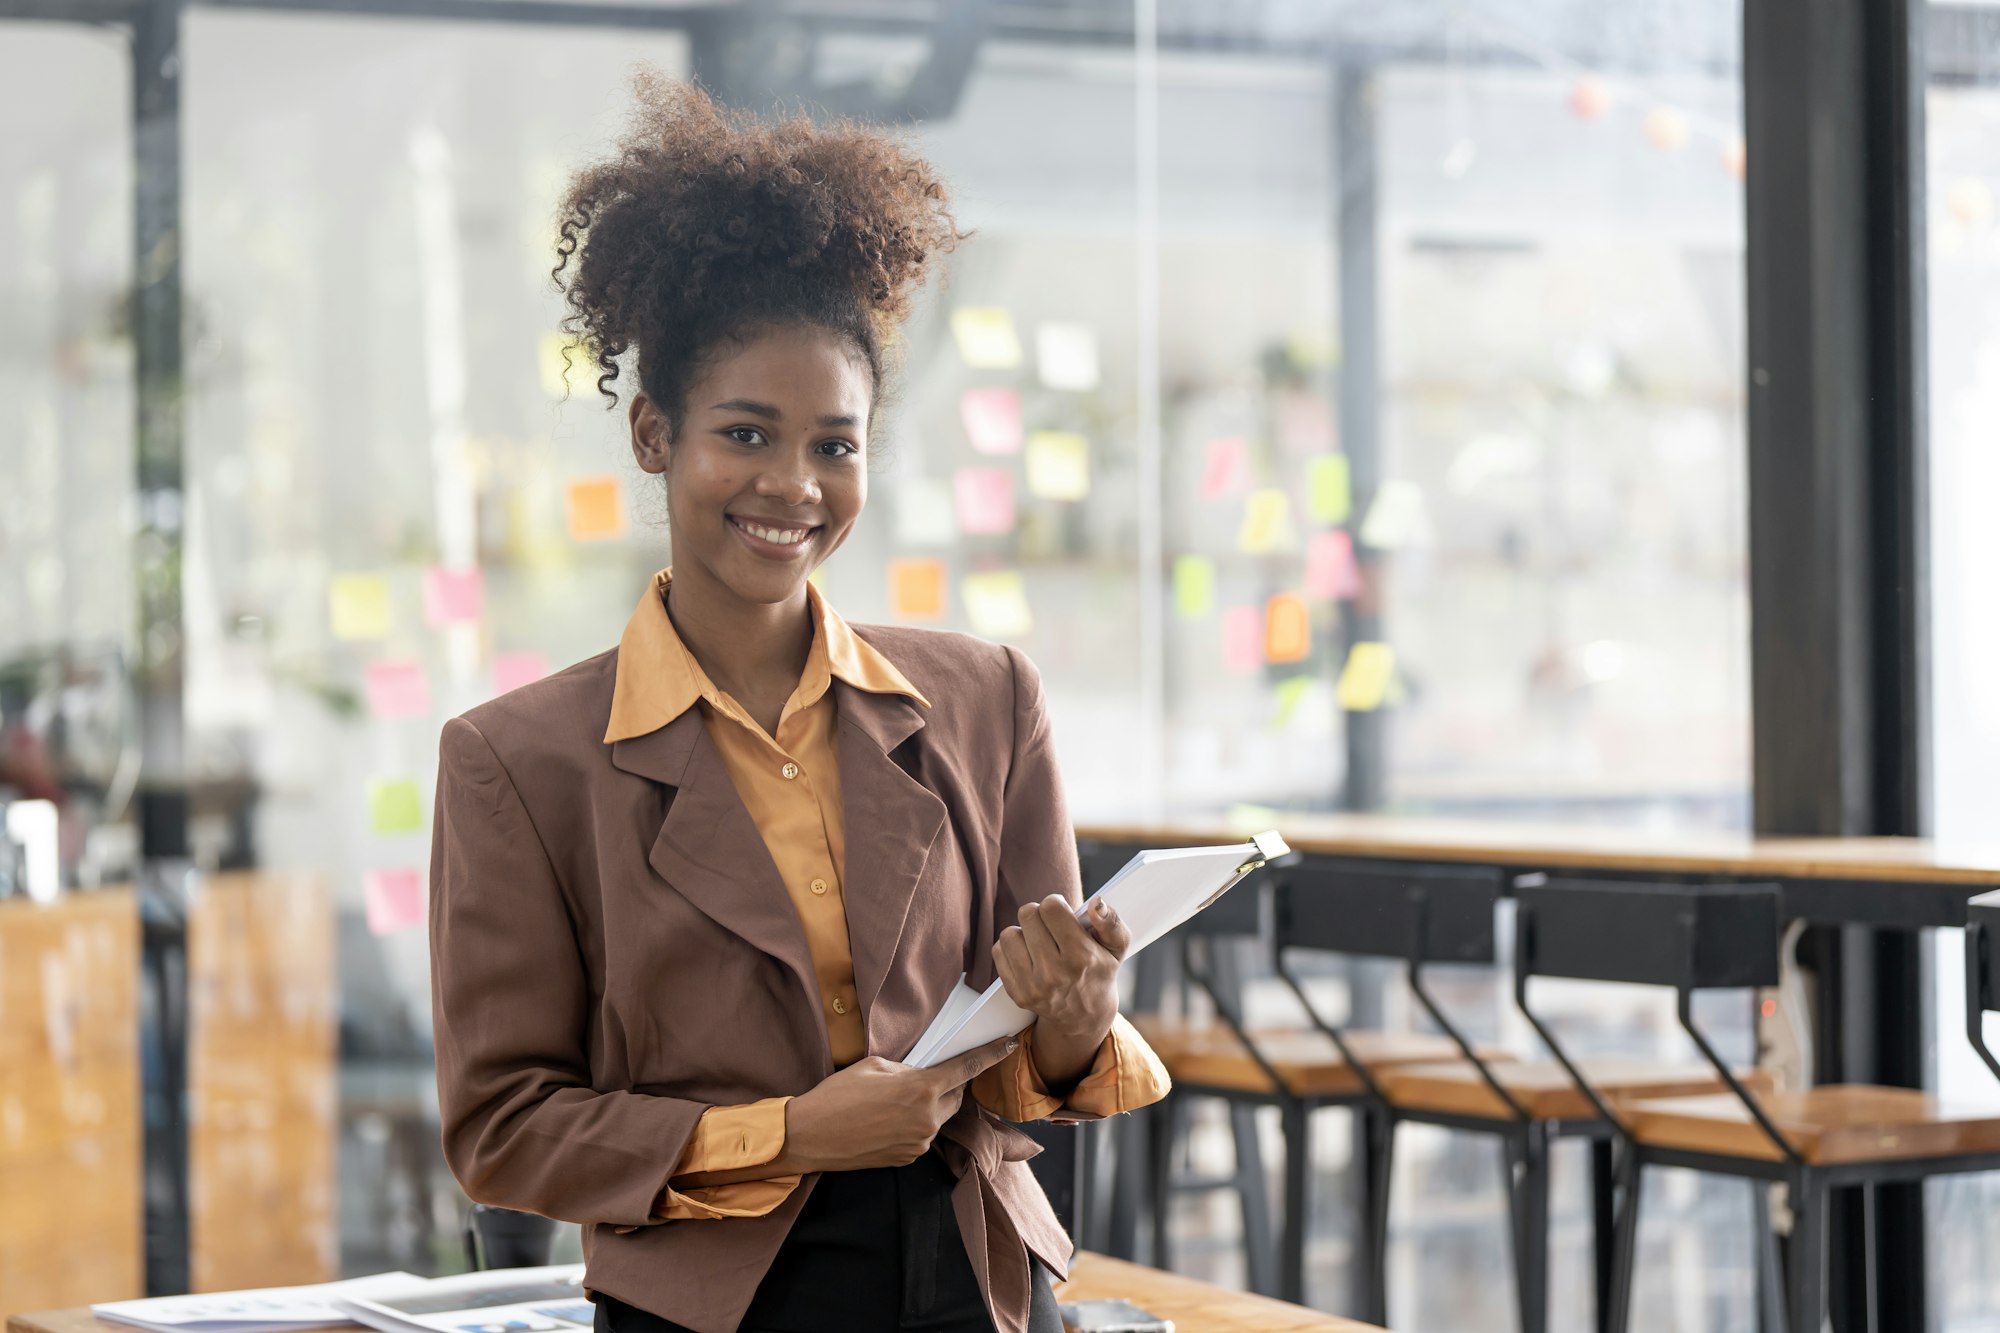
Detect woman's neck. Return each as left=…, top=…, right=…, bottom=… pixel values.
left=663, top=563, right=815, bottom=706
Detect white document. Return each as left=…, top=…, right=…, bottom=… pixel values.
left=904, top=832, right=1287, bottom=1069
left=93, top=1273, right=421, bottom=1333
left=332, top=1264, right=591, bottom=1333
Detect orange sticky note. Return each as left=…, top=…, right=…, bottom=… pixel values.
left=960, top=388, right=1024, bottom=456
left=364, top=660, right=432, bottom=719
left=1264, top=593, right=1310, bottom=664
left=889, top=557, right=948, bottom=621
left=493, top=650, right=547, bottom=695
left=364, top=868, right=427, bottom=936
left=422, top=566, right=484, bottom=628
left=1200, top=437, right=1250, bottom=497
left=1305, top=530, right=1361, bottom=600
left=953, top=467, right=1016, bottom=535
left=1222, top=606, right=1262, bottom=673
left=565, top=475, right=627, bottom=542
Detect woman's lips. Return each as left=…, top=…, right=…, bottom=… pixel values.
left=728, top=514, right=819, bottom=559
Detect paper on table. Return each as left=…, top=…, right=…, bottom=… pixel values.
left=94, top=1273, right=421, bottom=1333
left=904, top=834, right=1288, bottom=1068
left=332, top=1265, right=590, bottom=1333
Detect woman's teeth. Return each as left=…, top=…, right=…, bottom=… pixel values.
left=736, top=518, right=811, bottom=545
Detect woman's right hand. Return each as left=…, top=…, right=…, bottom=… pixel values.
left=784, top=1034, right=1020, bottom=1173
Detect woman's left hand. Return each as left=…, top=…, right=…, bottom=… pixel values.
left=993, top=896, right=1133, bottom=1047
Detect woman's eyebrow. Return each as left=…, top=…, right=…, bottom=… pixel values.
left=711, top=399, right=861, bottom=430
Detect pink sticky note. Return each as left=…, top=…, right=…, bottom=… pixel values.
left=953, top=467, right=1017, bottom=535
left=422, top=566, right=484, bottom=628
left=1200, top=437, right=1250, bottom=497
left=1222, top=606, right=1263, bottom=673
left=364, top=660, right=432, bottom=719
left=1305, top=530, right=1361, bottom=600
left=364, top=868, right=427, bottom=936
left=493, top=650, right=548, bottom=696
left=960, top=387, right=1024, bottom=456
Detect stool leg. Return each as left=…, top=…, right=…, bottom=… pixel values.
left=1752, top=1181, right=1785, bottom=1333
left=1280, top=1098, right=1311, bottom=1305
left=1505, top=1125, right=1551, bottom=1333
left=1232, top=1101, right=1277, bottom=1297
left=1353, top=1106, right=1391, bottom=1326
left=1607, top=1148, right=1643, bottom=1333
left=1786, top=1173, right=1827, bottom=1333
left=1149, top=1096, right=1179, bottom=1271
left=1591, top=1139, right=1616, bottom=1333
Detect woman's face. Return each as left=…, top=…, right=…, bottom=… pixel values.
left=630, top=323, right=872, bottom=607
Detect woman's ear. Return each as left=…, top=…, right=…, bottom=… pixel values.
left=629, top=391, right=673, bottom=475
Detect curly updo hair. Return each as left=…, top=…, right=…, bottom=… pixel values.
left=550, top=74, right=963, bottom=457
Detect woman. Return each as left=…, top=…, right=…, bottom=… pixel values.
left=428, top=79, right=1169, bottom=1333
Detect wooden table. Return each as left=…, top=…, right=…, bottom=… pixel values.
left=7, top=1254, right=1382, bottom=1333
left=1077, top=813, right=2000, bottom=927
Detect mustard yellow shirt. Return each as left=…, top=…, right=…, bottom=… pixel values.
left=603, top=568, right=1166, bottom=1221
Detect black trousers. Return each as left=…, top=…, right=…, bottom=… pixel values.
left=593, top=1151, right=1064, bottom=1333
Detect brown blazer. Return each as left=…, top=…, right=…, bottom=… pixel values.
left=429, top=622, right=1088, bottom=1333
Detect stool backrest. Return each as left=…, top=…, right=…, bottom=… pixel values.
left=1969, top=890, right=2000, bottom=1014
left=1276, top=858, right=1502, bottom=964
left=1514, top=878, right=1781, bottom=990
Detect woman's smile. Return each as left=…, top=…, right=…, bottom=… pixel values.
left=727, top=513, right=821, bottom=560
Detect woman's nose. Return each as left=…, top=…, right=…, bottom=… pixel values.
left=754, top=447, right=821, bottom=505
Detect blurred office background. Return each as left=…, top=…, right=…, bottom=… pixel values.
left=2, top=1, right=1997, bottom=1329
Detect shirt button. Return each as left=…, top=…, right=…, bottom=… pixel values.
left=809, top=877, right=828, bottom=895
left=781, top=761, right=800, bottom=780
left=830, top=996, right=848, bottom=1015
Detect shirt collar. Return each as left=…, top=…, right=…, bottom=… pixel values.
left=603, top=566, right=931, bottom=744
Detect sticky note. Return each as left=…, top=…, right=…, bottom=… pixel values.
left=1359, top=480, right=1426, bottom=551
left=895, top=476, right=959, bottom=547
left=539, top=333, right=594, bottom=398
left=1305, top=530, right=1361, bottom=601
left=1200, top=437, right=1250, bottom=497
left=953, top=467, right=1017, bottom=535
left=493, top=650, right=547, bottom=695
left=363, top=868, right=427, bottom=936
left=1222, top=606, right=1262, bottom=673
left=1272, top=675, right=1315, bottom=726
left=565, top=475, right=627, bottom=542
left=364, top=660, right=433, bottom=719
left=1307, top=455, right=1352, bottom=525
left=1035, top=321, right=1101, bottom=392
left=888, top=557, right=948, bottom=621
left=960, top=387, right=1024, bottom=456
left=1238, top=489, right=1295, bottom=554
left=1172, top=555, right=1215, bottom=618
left=1025, top=432, right=1090, bottom=501
left=367, top=778, right=425, bottom=836
left=1264, top=593, right=1311, bottom=664
left=422, top=566, right=484, bottom=628
left=950, top=307, right=1023, bottom=369
left=1336, top=642, right=1396, bottom=712
left=961, top=570, right=1033, bottom=638
left=329, top=574, right=392, bottom=642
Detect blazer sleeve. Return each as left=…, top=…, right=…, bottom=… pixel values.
left=430, top=714, right=709, bottom=1228
left=969, top=646, right=1170, bottom=1123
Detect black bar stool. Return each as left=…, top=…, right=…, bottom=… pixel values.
left=1514, top=878, right=2000, bottom=1333
left=1966, top=888, right=2000, bottom=1085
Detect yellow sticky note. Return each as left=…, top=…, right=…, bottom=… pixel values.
left=1172, top=555, right=1215, bottom=618
left=1264, top=593, right=1311, bottom=664
left=1336, top=641, right=1396, bottom=712
left=1238, top=488, right=1295, bottom=554
left=539, top=332, right=594, bottom=398
left=961, top=570, right=1033, bottom=639
left=367, top=778, right=425, bottom=836
left=565, top=475, right=627, bottom=542
left=1308, top=455, right=1352, bottom=525
left=329, top=574, right=392, bottom=642
left=950, top=307, right=1023, bottom=370
left=1026, top=431, right=1091, bottom=501
left=888, top=557, right=947, bottom=621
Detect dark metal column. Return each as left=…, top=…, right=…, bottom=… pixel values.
left=133, top=0, right=194, bottom=1296
left=1744, top=0, right=1931, bottom=1325
left=1334, top=60, right=1384, bottom=813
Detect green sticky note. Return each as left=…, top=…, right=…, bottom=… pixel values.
left=368, top=778, right=425, bottom=835
left=1173, top=555, right=1215, bottom=618
left=1308, top=454, right=1352, bottom=525
left=1272, top=675, right=1314, bottom=725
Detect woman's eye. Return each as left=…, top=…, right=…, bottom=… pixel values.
left=819, top=439, right=859, bottom=458
left=726, top=427, right=764, bottom=446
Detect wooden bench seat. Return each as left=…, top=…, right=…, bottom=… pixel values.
left=1375, top=1057, right=1768, bottom=1122
left=1620, top=1084, right=2000, bottom=1164
left=1133, top=1017, right=1514, bottom=1098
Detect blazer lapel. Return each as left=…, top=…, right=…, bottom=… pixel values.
left=610, top=710, right=824, bottom=1055
left=834, top=679, right=949, bottom=1047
